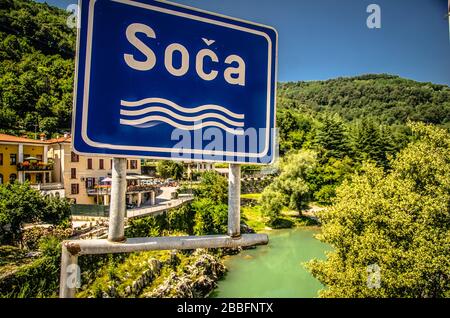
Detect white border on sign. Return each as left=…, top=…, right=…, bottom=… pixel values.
left=76, top=0, right=277, bottom=160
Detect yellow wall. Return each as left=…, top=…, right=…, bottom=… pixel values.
left=0, top=143, right=47, bottom=184
left=23, top=145, right=44, bottom=160
left=0, top=144, right=18, bottom=184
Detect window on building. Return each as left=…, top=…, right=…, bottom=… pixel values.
left=71, top=184, right=79, bottom=195
left=10, top=154, right=16, bottom=165
left=0, top=153, right=3, bottom=165
left=87, top=158, right=93, bottom=169
left=9, top=173, right=17, bottom=183
left=25, top=173, right=31, bottom=182
left=36, top=173, right=43, bottom=184
left=71, top=168, right=77, bottom=179
left=99, top=159, right=104, bottom=170
left=36, top=155, right=43, bottom=161
left=24, top=154, right=30, bottom=159
left=130, top=160, right=138, bottom=170
left=86, top=177, right=95, bottom=189
left=71, top=151, right=79, bottom=163
left=0, top=174, right=3, bottom=184
left=110, top=159, right=113, bottom=169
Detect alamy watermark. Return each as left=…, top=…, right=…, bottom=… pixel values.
left=367, top=263, right=381, bottom=289
left=367, top=4, right=381, bottom=29
left=169, top=124, right=280, bottom=165
left=66, top=4, right=79, bottom=29
left=66, top=264, right=81, bottom=289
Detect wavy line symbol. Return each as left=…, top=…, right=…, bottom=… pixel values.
left=119, top=98, right=245, bottom=135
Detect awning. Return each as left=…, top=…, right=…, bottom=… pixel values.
left=100, top=177, right=112, bottom=183
left=134, top=175, right=153, bottom=180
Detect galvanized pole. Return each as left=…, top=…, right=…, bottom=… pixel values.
left=228, top=164, right=241, bottom=238
left=59, top=245, right=78, bottom=298
left=108, top=157, right=127, bottom=242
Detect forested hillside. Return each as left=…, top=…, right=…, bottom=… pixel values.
left=277, top=75, right=450, bottom=152
left=278, top=74, right=450, bottom=126
left=0, top=0, right=75, bottom=136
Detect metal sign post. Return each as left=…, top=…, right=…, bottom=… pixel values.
left=228, top=164, right=241, bottom=238
left=60, top=0, right=277, bottom=298
left=108, top=158, right=127, bottom=242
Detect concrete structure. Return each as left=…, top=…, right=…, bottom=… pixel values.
left=186, top=162, right=215, bottom=179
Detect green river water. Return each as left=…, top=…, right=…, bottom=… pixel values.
left=211, top=227, right=330, bottom=298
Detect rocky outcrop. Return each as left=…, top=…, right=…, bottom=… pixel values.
left=97, top=249, right=225, bottom=298
left=143, top=250, right=226, bottom=298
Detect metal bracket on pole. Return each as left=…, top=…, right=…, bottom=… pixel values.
left=228, top=164, right=241, bottom=238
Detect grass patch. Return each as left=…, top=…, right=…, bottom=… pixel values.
left=242, top=204, right=320, bottom=232
left=241, top=193, right=262, bottom=201
left=242, top=206, right=267, bottom=232
left=0, top=246, right=35, bottom=278
left=269, top=217, right=294, bottom=229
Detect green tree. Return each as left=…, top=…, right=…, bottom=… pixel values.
left=308, top=123, right=450, bottom=298
left=350, top=119, right=395, bottom=167
left=192, top=198, right=228, bottom=235
left=259, top=186, right=286, bottom=223
left=194, top=171, right=228, bottom=204
left=313, top=114, right=350, bottom=159
left=312, top=156, right=354, bottom=204
left=0, top=182, right=71, bottom=244
left=260, top=150, right=317, bottom=222
left=156, top=160, right=185, bottom=180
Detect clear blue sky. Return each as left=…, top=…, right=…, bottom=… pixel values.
left=38, top=0, right=450, bottom=85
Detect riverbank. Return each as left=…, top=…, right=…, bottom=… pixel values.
left=241, top=193, right=321, bottom=233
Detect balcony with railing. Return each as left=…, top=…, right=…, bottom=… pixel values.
left=17, top=162, right=53, bottom=171
left=87, top=184, right=159, bottom=196
left=126, top=184, right=159, bottom=193
left=31, top=183, right=64, bottom=191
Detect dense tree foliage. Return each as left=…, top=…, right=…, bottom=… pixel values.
left=0, top=182, right=71, bottom=245
left=260, top=151, right=317, bottom=223
left=192, top=198, right=228, bottom=236
left=0, top=0, right=75, bottom=136
left=308, top=123, right=450, bottom=297
left=278, top=74, right=450, bottom=127
left=156, top=160, right=185, bottom=180
left=274, top=74, right=450, bottom=205
left=194, top=171, right=228, bottom=205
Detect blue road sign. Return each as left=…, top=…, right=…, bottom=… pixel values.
left=72, top=0, right=278, bottom=164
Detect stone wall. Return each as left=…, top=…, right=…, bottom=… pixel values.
left=241, top=176, right=274, bottom=194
